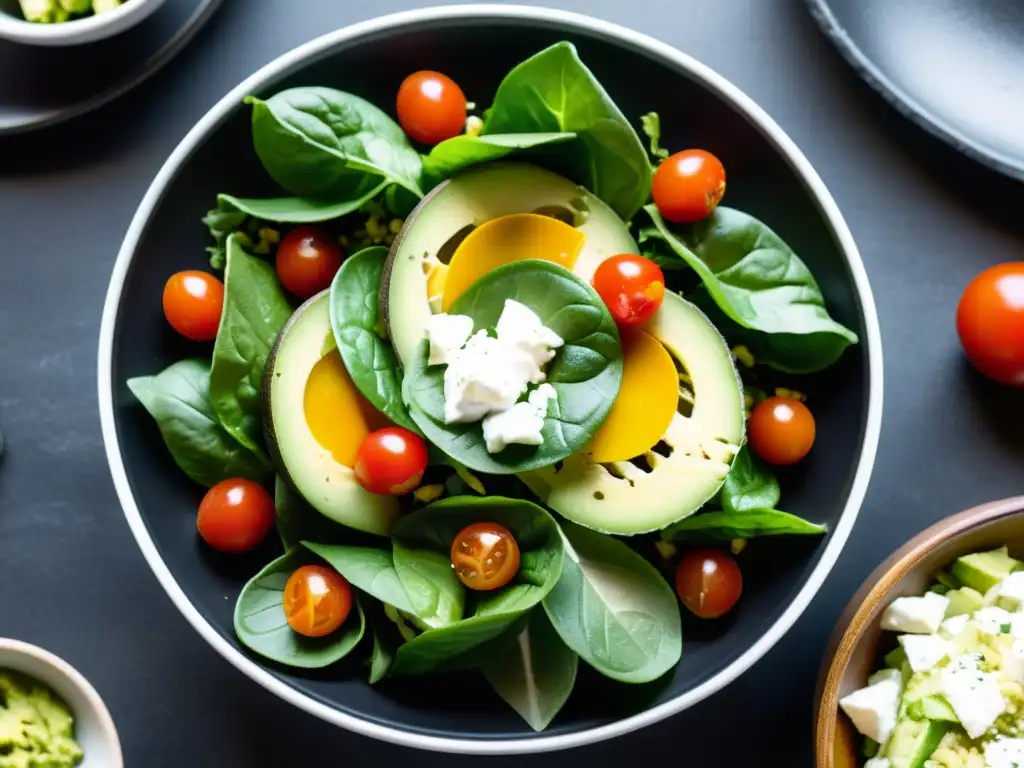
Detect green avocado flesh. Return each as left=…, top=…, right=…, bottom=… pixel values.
left=520, top=293, right=745, bottom=535
left=951, top=547, right=1023, bottom=594
left=382, top=161, right=638, bottom=367
left=263, top=291, right=398, bottom=536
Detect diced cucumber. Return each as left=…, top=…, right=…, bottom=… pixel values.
left=881, top=718, right=948, bottom=768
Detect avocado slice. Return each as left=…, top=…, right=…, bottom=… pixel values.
left=520, top=293, right=745, bottom=535
left=881, top=717, right=948, bottom=768
left=944, top=586, right=985, bottom=618
left=951, top=547, right=1023, bottom=594
left=263, top=291, right=399, bottom=536
left=381, top=161, right=637, bottom=367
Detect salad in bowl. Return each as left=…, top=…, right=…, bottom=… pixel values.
left=103, top=9, right=879, bottom=750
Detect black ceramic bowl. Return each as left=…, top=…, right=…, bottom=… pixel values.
left=98, top=5, right=883, bottom=754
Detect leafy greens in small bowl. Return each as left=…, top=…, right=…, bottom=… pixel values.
left=99, top=5, right=881, bottom=754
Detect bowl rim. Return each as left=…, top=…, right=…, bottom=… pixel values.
left=0, top=0, right=166, bottom=45
left=814, top=496, right=1024, bottom=768
left=96, top=3, right=884, bottom=754
left=0, top=637, right=124, bottom=767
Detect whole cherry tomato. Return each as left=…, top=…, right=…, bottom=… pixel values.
left=748, top=396, right=816, bottom=466
left=283, top=565, right=352, bottom=638
left=652, top=149, right=727, bottom=224
left=162, top=270, right=224, bottom=342
left=675, top=548, right=743, bottom=619
left=276, top=226, right=345, bottom=299
left=591, top=254, right=666, bottom=326
left=450, top=522, right=521, bottom=591
left=196, top=478, right=274, bottom=554
left=396, top=71, right=467, bottom=145
left=956, top=263, right=1024, bottom=386
left=353, top=427, right=428, bottom=495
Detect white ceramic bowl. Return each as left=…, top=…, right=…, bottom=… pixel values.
left=0, top=0, right=167, bottom=46
left=0, top=639, right=123, bottom=768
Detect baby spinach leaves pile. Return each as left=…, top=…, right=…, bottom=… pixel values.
left=403, top=260, right=623, bottom=474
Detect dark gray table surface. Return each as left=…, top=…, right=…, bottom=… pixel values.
left=2, top=0, right=1023, bottom=765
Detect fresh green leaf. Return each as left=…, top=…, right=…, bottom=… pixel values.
left=391, top=540, right=465, bottom=629
left=248, top=88, right=423, bottom=199
left=389, top=496, right=565, bottom=675
left=661, top=508, right=827, bottom=541
left=216, top=182, right=389, bottom=224
left=720, top=445, right=780, bottom=514
left=403, top=260, right=623, bottom=474
left=639, top=205, right=859, bottom=373
left=209, top=235, right=293, bottom=461
left=639, top=112, right=669, bottom=161
left=233, top=549, right=365, bottom=668
left=328, top=246, right=418, bottom=432
left=422, top=132, right=576, bottom=182
left=480, top=608, right=578, bottom=732
left=127, top=359, right=267, bottom=488
left=543, top=521, right=681, bottom=683
left=368, top=616, right=397, bottom=684
left=273, top=476, right=347, bottom=551
left=483, top=42, right=650, bottom=221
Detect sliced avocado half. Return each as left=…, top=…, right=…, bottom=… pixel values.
left=381, top=161, right=638, bottom=367
left=263, top=291, right=399, bottom=536
left=521, top=293, right=745, bottom=535
left=951, top=546, right=1023, bottom=594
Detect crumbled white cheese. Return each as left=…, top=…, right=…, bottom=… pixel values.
left=898, top=634, right=950, bottom=673
left=880, top=592, right=949, bottom=634
left=868, top=668, right=903, bottom=688
left=984, top=737, right=1024, bottom=768
left=999, top=572, right=1024, bottom=607
left=481, top=402, right=546, bottom=453
left=495, top=299, right=563, bottom=376
left=425, top=313, right=474, bottom=366
left=863, top=758, right=890, bottom=768
left=940, top=614, right=970, bottom=638
left=940, top=656, right=1006, bottom=739
left=839, top=676, right=902, bottom=744
left=1001, top=640, right=1024, bottom=683
left=527, top=383, right=557, bottom=415
left=972, top=605, right=1015, bottom=636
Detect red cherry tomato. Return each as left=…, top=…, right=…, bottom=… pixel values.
left=196, top=478, right=274, bottom=554
left=675, top=549, right=743, bottom=619
left=162, top=270, right=224, bottom=342
left=283, top=565, right=352, bottom=638
left=450, top=522, right=521, bottom=591
left=396, top=71, right=467, bottom=145
left=353, top=427, right=428, bottom=496
left=591, top=254, right=666, bottom=326
left=957, top=263, right=1024, bottom=386
left=275, top=226, right=345, bottom=300
left=748, top=396, right=816, bottom=466
left=652, top=149, right=727, bottom=224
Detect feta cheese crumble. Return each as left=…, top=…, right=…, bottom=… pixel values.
left=898, top=634, right=949, bottom=673
left=839, top=675, right=902, bottom=744
left=940, top=656, right=1006, bottom=739
left=425, top=313, right=474, bottom=366
left=984, top=737, right=1024, bottom=768
left=880, top=592, right=949, bottom=634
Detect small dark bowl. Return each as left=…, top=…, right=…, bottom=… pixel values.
left=98, top=5, right=883, bottom=754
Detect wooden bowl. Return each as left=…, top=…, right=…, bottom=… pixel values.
left=815, top=495, right=1024, bottom=768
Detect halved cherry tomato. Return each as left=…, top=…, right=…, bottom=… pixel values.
left=276, top=225, right=345, bottom=299
left=957, top=262, right=1024, bottom=386
left=196, top=478, right=274, bottom=553
left=591, top=254, right=666, bottom=326
left=162, top=270, right=224, bottom=342
left=652, top=149, right=727, bottom=224
left=748, top=396, right=816, bottom=466
left=675, top=548, right=742, bottom=619
left=450, top=522, right=521, bottom=591
left=353, top=427, right=428, bottom=495
left=283, top=565, right=352, bottom=638
left=396, top=71, right=466, bottom=145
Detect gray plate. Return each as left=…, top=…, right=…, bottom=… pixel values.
left=0, top=0, right=221, bottom=135
left=807, top=0, right=1024, bottom=182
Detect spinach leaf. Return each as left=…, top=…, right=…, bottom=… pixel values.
left=661, top=508, right=827, bottom=541
left=303, top=542, right=418, bottom=616
left=480, top=608, right=578, bottom=732
left=209, top=235, right=293, bottom=461
left=639, top=112, right=669, bottom=161
left=403, top=261, right=623, bottom=474
left=391, top=540, right=465, bottom=629
left=543, top=520, right=681, bottom=684
left=389, top=496, right=565, bottom=675
left=127, top=359, right=267, bottom=488
left=720, top=445, right=780, bottom=514
left=216, top=181, right=389, bottom=224
left=248, top=88, right=423, bottom=199
left=328, top=246, right=418, bottom=432
left=233, top=549, right=365, bottom=668
left=483, top=42, right=650, bottom=221
left=367, top=610, right=399, bottom=684
left=640, top=205, right=858, bottom=373
left=422, top=132, right=575, bottom=182
left=274, top=476, right=347, bottom=551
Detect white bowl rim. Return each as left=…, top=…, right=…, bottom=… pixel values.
left=96, top=3, right=884, bottom=755
left=0, top=0, right=164, bottom=45
left=0, top=638, right=124, bottom=766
